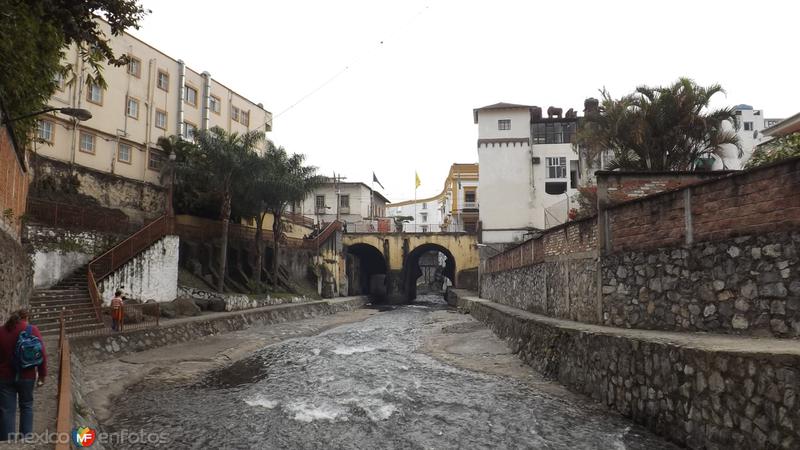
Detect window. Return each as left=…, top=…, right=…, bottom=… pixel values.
left=118, top=143, right=132, bottom=163
left=155, top=109, right=167, bottom=129
left=87, top=83, right=103, bottom=105
left=184, top=85, right=198, bottom=106
left=546, top=157, right=567, bottom=179
left=421, top=202, right=427, bottom=210
left=315, top=195, right=326, bottom=211
left=532, top=121, right=577, bottom=144
left=231, top=105, right=240, bottom=122
left=339, top=195, right=350, bottom=208
left=210, top=95, right=221, bottom=114
left=183, top=122, right=197, bottom=141
left=464, top=190, right=476, bottom=203
left=240, top=110, right=250, bottom=127
left=498, top=119, right=511, bottom=130
left=744, top=121, right=754, bottom=131
left=570, top=160, right=579, bottom=189
left=79, top=132, right=95, bottom=154
left=126, top=97, right=139, bottom=119
left=148, top=150, right=164, bottom=171
left=53, top=72, right=65, bottom=90
left=420, top=213, right=428, bottom=223
left=36, top=120, right=54, bottom=143
left=157, top=70, right=169, bottom=91
left=127, top=56, right=141, bottom=78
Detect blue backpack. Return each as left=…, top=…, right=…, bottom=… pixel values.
left=14, top=325, right=44, bottom=374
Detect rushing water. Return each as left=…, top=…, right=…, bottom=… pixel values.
left=107, top=295, right=678, bottom=449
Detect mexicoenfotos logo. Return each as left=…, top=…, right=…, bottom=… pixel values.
left=73, top=426, right=97, bottom=447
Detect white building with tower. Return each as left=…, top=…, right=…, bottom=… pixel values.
left=474, top=102, right=583, bottom=245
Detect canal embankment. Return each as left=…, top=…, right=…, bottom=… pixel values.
left=450, top=288, right=800, bottom=450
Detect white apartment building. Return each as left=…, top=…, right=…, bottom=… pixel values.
left=302, top=180, right=389, bottom=231
left=32, top=20, right=272, bottom=187
left=387, top=163, right=479, bottom=233
left=715, top=104, right=782, bottom=169
left=474, top=103, right=581, bottom=244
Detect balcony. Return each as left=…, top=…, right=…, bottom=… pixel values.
left=462, top=201, right=478, bottom=211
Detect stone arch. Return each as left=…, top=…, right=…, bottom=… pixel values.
left=345, top=243, right=388, bottom=300
left=401, top=243, right=457, bottom=302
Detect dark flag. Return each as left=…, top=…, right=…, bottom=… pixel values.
left=372, top=172, right=385, bottom=190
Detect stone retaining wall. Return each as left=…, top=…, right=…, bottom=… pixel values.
left=0, top=229, right=32, bottom=322
left=177, top=285, right=310, bottom=311
left=71, top=296, right=366, bottom=364
left=480, top=257, right=599, bottom=323
left=453, top=290, right=800, bottom=450
left=602, top=231, right=800, bottom=337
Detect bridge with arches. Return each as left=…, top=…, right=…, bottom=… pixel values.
left=342, top=232, right=479, bottom=302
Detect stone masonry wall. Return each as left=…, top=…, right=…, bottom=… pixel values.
left=0, top=228, right=32, bottom=319
left=455, top=292, right=800, bottom=450
left=31, top=155, right=165, bottom=225
left=482, top=158, right=800, bottom=338
left=481, top=258, right=598, bottom=323
left=602, top=231, right=800, bottom=337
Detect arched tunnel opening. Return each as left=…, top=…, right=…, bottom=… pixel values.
left=345, top=244, right=388, bottom=301
left=402, top=244, right=456, bottom=302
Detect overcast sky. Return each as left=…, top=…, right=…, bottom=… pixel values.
left=134, top=0, right=798, bottom=203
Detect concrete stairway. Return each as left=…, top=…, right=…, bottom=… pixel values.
left=29, top=267, right=105, bottom=336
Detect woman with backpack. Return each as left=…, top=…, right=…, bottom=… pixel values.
left=0, top=309, right=46, bottom=441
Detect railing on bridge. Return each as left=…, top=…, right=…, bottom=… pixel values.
left=342, top=218, right=392, bottom=234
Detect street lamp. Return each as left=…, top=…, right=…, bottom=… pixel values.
left=2, top=107, right=92, bottom=124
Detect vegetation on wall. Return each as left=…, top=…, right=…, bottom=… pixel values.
left=745, top=133, right=800, bottom=169
left=0, top=0, right=147, bottom=145
left=577, top=78, right=741, bottom=171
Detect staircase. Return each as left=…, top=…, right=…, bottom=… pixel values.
left=29, top=266, right=105, bottom=336
left=29, top=215, right=173, bottom=336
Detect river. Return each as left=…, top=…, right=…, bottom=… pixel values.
left=105, top=294, right=679, bottom=449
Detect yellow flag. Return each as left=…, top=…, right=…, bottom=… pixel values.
left=415, top=171, right=421, bottom=189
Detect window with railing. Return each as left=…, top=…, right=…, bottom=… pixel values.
left=531, top=121, right=577, bottom=144
left=339, top=194, right=350, bottom=214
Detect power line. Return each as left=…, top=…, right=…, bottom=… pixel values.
left=253, top=3, right=432, bottom=131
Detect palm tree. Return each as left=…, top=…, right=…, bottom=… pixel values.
left=258, top=141, right=323, bottom=285
left=578, top=78, right=741, bottom=171
left=192, top=127, right=264, bottom=292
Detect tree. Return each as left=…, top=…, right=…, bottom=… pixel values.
left=577, top=78, right=741, bottom=171
left=0, top=0, right=147, bottom=143
left=191, top=127, right=264, bottom=292
left=258, top=142, right=323, bottom=285
left=745, top=133, right=800, bottom=169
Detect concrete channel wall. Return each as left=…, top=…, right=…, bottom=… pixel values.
left=452, top=289, right=800, bottom=450
left=71, top=296, right=367, bottom=364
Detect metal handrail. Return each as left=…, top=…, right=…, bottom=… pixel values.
left=26, top=197, right=133, bottom=234
left=55, top=314, right=71, bottom=450
left=87, top=215, right=172, bottom=317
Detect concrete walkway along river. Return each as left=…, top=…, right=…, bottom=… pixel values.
left=98, top=295, right=679, bottom=449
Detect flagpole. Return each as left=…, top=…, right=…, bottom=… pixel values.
left=370, top=178, right=374, bottom=221
left=414, top=177, right=417, bottom=233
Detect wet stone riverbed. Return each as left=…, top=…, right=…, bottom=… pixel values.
left=106, top=295, right=679, bottom=449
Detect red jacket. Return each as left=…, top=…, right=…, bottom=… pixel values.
left=0, top=322, right=47, bottom=380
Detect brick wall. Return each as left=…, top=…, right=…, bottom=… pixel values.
left=607, top=189, right=686, bottom=252
left=596, top=171, right=730, bottom=207
left=0, top=122, right=28, bottom=239
left=692, top=159, right=800, bottom=242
